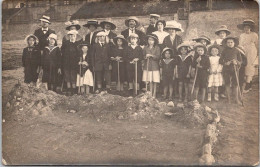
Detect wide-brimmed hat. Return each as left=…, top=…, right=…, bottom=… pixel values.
left=155, top=20, right=166, bottom=28
left=235, top=45, right=246, bottom=55
left=193, top=35, right=211, bottom=45
left=146, top=34, right=159, bottom=44
left=177, top=41, right=191, bottom=52
left=25, top=34, right=39, bottom=45
left=65, top=20, right=81, bottom=31
left=83, top=20, right=99, bottom=28
left=161, top=47, right=174, bottom=58
left=215, top=25, right=231, bottom=36
left=78, top=43, right=89, bottom=49
left=67, top=30, right=78, bottom=35
left=100, top=21, right=116, bottom=30
left=48, top=33, right=57, bottom=41
left=125, top=16, right=140, bottom=27
left=96, top=31, right=107, bottom=37
left=237, top=19, right=256, bottom=30
left=113, top=35, right=127, bottom=45
left=39, top=15, right=51, bottom=24
left=193, top=42, right=207, bottom=53
left=208, top=44, right=221, bottom=54
left=150, top=14, right=160, bottom=19
left=222, top=36, right=239, bottom=47
left=164, top=20, right=184, bottom=32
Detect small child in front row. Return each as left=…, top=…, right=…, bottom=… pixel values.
left=111, top=35, right=127, bottom=91
left=41, top=33, right=62, bottom=91
left=76, top=44, right=94, bottom=95
left=22, top=34, right=41, bottom=86
left=176, top=42, right=192, bottom=102
left=142, top=34, right=161, bottom=98
left=125, top=33, right=143, bottom=95
left=161, top=47, right=177, bottom=100
left=192, top=43, right=210, bottom=103
left=219, top=36, right=242, bottom=104
left=207, top=44, right=223, bottom=102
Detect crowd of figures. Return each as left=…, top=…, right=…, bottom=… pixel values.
left=22, top=14, right=258, bottom=104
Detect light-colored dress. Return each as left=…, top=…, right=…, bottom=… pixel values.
left=208, top=56, right=223, bottom=87
left=239, top=32, right=258, bottom=77
left=152, top=31, right=169, bottom=44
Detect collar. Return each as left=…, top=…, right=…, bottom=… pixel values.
left=131, top=44, right=137, bottom=49
left=178, top=54, right=191, bottom=61
left=42, top=27, right=48, bottom=31
left=45, top=46, right=58, bottom=52
left=129, top=28, right=135, bottom=31
left=99, top=42, right=105, bottom=46
left=163, top=58, right=173, bottom=63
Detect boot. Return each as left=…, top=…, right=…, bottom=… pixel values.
left=214, top=93, right=219, bottom=101
left=207, top=93, right=211, bottom=102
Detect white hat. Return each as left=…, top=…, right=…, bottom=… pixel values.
left=39, top=15, right=51, bottom=24
left=164, top=20, right=184, bottom=32
left=65, top=20, right=81, bottom=30
left=96, top=31, right=107, bottom=37
left=24, top=34, right=39, bottom=45
left=67, top=30, right=78, bottom=35
left=125, top=16, right=140, bottom=27
left=150, top=14, right=160, bottom=18
left=48, top=33, right=57, bottom=41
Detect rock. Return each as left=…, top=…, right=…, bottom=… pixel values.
left=164, top=112, right=174, bottom=116
left=214, top=115, right=220, bottom=123
left=205, top=106, right=212, bottom=112
left=202, top=143, right=212, bottom=155
left=68, top=109, right=77, bottom=113
left=19, top=107, right=23, bottom=111
left=159, top=102, right=166, bottom=106
left=14, top=102, right=20, bottom=106
left=118, top=115, right=124, bottom=120
left=199, top=153, right=215, bottom=165
left=167, top=101, right=174, bottom=107
left=16, top=97, right=22, bottom=101
left=5, top=102, right=10, bottom=108
left=177, top=103, right=184, bottom=108
left=31, top=109, right=39, bottom=116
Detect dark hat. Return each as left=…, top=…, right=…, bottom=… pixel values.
left=215, top=25, right=231, bottom=36
left=208, top=44, right=221, bottom=54
left=65, top=20, right=81, bottom=31
left=113, top=34, right=127, bottom=46
left=146, top=34, right=159, bottom=45
left=100, top=21, right=116, bottom=30
left=39, top=15, right=51, bottom=24
left=193, top=42, right=207, bottom=53
left=155, top=20, right=166, bottom=28
left=125, top=16, right=140, bottom=27
left=222, top=36, right=239, bottom=47
left=193, top=35, right=211, bottom=45
left=237, top=19, right=256, bottom=30
left=161, top=47, right=174, bottom=58
left=83, top=20, right=99, bottom=28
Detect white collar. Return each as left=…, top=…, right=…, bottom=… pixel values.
left=178, top=54, right=190, bottom=61
left=45, top=46, right=58, bottom=52
left=131, top=44, right=137, bottom=49
left=42, top=27, right=48, bottom=31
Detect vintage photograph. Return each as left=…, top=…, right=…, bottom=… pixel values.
left=2, top=0, right=259, bottom=165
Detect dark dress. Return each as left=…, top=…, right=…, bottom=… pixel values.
left=125, top=45, right=143, bottom=83
left=111, top=48, right=126, bottom=82
left=22, top=46, right=41, bottom=83
left=161, top=58, right=177, bottom=87
left=61, top=40, right=81, bottom=83
left=176, top=54, right=192, bottom=83
left=34, top=28, right=55, bottom=51
left=41, top=46, right=61, bottom=85
left=192, top=54, right=210, bottom=88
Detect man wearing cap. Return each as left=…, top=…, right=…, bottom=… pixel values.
left=83, top=20, right=99, bottom=45
left=62, top=20, right=83, bottom=44
left=146, top=14, right=160, bottom=35
left=34, top=15, right=56, bottom=52
left=121, top=16, right=146, bottom=46
left=100, top=20, right=117, bottom=45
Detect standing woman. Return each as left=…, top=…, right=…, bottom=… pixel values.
left=237, top=19, right=258, bottom=93
left=152, top=20, right=169, bottom=51
left=62, top=20, right=83, bottom=44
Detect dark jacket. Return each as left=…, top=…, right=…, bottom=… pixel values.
left=34, top=28, right=55, bottom=51
left=146, top=24, right=157, bottom=35
left=84, top=31, right=98, bottom=45
left=219, top=47, right=242, bottom=72
left=163, top=35, right=183, bottom=56
left=121, top=28, right=146, bottom=46
left=91, top=42, right=111, bottom=72
left=176, top=54, right=192, bottom=79
left=22, top=46, right=41, bottom=83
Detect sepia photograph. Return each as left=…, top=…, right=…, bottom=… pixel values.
left=1, top=0, right=259, bottom=165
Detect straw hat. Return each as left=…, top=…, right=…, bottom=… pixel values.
left=65, top=20, right=81, bottom=31
left=164, top=20, right=184, bottom=32
left=83, top=20, right=99, bottom=28
left=193, top=42, right=207, bottom=53
left=237, top=19, right=256, bottom=30
left=150, top=14, right=160, bottom=19
left=67, top=30, right=78, bottom=35
left=125, top=16, right=140, bottom=27
left=215, top=25, right=231, bottom=36
left=221, top=36, right=239, bottom=47
left=100, top=21, right=116, bottom=30
left=193, top=35, right=211, bottom=45
left=177, top=41, right=191, bottom=52
left=24, top=34, right=39, bottom=45
left=48, top=33, right=57, bottom=41
left=113, top=34, right=127, bottom=45
left=161, top=47, right=174, bottom=58
left=146, top=34, right=159, bottom=44
left=208, top=44, right=221, bottom=54
left=39, top=15, right=51, bottom=24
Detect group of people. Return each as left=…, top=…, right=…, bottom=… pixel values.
left=22, top=14, right=258, bottom=104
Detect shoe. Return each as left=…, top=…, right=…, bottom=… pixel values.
left=214, top=93, right=219, bottom=101
left=220, top=93, right=226, bottom=98
left=207, top=93, right=211, bottom=102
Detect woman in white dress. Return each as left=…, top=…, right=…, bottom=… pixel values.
left=237, top=19, right=258, bottom=93
left=152, top=20, right=169, bottom=50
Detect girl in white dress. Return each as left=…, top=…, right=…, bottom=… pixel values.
left=152, top=20, right=169, bottom=50
left=238, top=19, right=258, bottom=93
left=207, top=45, right=223, bottom=102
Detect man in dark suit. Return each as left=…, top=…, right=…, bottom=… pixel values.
left=83, top=20, right=99, bottom=46
left=34, top=15, right=55, bottom=52
left=146, top=14, right=160, bottom=35
left=121, top=16, right=146, bottom=46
